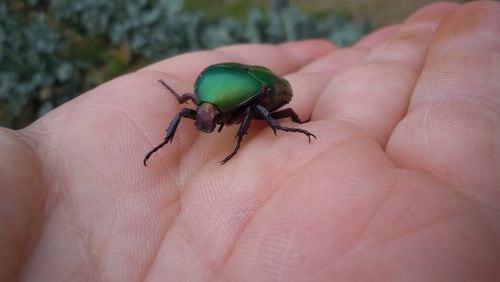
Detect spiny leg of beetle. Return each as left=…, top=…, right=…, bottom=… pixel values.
left=254, top=104, right=316, bottom=142
left=270, top=108, right=310, bottom=124
left=143, top=108, right=197, bottom=166
left=220, top=107, right=252, bottom=164
left=217, top=123, right=224, bottom=132
left=158, top=79, right=197, bottom=104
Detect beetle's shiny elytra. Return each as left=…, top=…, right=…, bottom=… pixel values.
left=196, top=63, right=293, bottom=112
left=144, top=62, right=316, bottom=165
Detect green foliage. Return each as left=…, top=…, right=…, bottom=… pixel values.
left=0, top=0, right=369, bottom=128
left=0, top=3, right=74, bottom=126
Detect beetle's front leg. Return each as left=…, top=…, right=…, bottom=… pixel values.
left=253, top=104, right=316, bottom=142
left=220, top=107, right=252, bottom=164
left=144, top=108, right=197, bottom=166
left=217, top=123, right=224, bottom=132
left=159, top=79, right=197, bottom=104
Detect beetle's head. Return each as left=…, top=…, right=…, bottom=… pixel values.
left=195, top=103, right=220, bottom=133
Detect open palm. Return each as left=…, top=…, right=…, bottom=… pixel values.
left=1, top=2, right=499, bottom=281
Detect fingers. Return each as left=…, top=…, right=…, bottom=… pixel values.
left=0, top=128, right=46, bottom=281
left=386, top=1, right=500, bottom=231
left=313, top=2, right=459, bottom=145
left=277, top=40, right=338, bottom=66
left=354, top=24, right=402, bottom=49
left=141, top=40, right=336, bottom=83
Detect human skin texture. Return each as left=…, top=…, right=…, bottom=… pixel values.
left=1, top=1, right=499, bottom=281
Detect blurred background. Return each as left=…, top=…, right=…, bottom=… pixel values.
left=1, top=0, right=468, bottom=129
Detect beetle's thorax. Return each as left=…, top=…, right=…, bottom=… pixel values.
left=195, top=103, right=220, bottom=133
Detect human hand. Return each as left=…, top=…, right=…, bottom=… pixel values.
left=1, top=1, right=499, bottom=281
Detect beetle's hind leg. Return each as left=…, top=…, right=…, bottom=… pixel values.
left=270, top=108, right=310, bottom=124
left=144, top=108, right=197, bottom=166
left=254, top=104, right=316, bottom=142
left=159, top=79, right=197, bottom=104
left=220, top=107, right=252, bottom=164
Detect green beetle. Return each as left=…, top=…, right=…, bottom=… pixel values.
left=144, top=62, right=315, bottom=165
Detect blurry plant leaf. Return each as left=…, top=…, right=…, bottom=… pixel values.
left=0, top=0, right=369, bottom=128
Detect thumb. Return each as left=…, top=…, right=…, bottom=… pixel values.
left=0, top=128, right=46, bottom=280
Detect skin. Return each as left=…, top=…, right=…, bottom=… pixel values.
left=1, top=1, right=499, bottom=281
